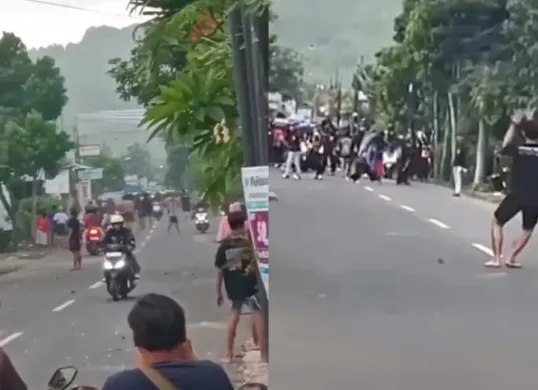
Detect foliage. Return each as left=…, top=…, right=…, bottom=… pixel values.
left=122, top=142, right=154, bottom=180
left=269, top=45, right=305, bottom=100
left=357, top=0, right=538, bottom=186
left=83, top=147, right=126, bottom=195
left=0, top=32, right=72, bottom=230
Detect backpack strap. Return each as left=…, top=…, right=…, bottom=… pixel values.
left=138, top=364, right=178, bottom=390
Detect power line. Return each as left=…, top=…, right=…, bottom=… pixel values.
left=20, top=0, right=142, bottom=19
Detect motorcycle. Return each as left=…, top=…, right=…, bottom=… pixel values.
left=152, top=202, right=163, bottom=221
left=193, top=208, right=210, bottom=233
left=48, top=366, right=96, bottom=390
left=85, top=227, right=103, bottom=256
left=383, top=148, right=400, bottom=179
left=103, top=243, right=136, bottom=301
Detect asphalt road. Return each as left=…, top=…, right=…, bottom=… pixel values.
left=0, top=215, right=236, bottom=389
left=270, top=171, right=538, bottom=390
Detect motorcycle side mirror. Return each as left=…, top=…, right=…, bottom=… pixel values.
left=48, top=366, right=78, bottom=390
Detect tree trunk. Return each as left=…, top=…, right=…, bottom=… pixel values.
left=448, top=90, right=457, bottom=167
left=432, top=91, right=440, bottom=178
left=473, top=105, right=487, bottom=188
left=440, top=112, right=451, bottom=181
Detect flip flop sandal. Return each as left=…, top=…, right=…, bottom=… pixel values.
left=505, top=261, right=522, bottom=269
left=484, top=261, right=502, bottom=268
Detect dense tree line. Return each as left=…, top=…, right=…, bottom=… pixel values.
left=356, top=0, right=537, bottom=188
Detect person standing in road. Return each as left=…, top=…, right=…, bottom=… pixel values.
left=336, top=130, right=353, bottom=180
left=452, top=136, right=467, bottom=196
left=282, top=128, right=302, bottom=180
left=488, top=109, right=538, bottom=268
left=215, top=211, right=266, bottom=364
left=167, top=197, right=180, bottom=234
left=0, top=347, right=27, bottom=390
left=67, top=208, right=82, bottom=270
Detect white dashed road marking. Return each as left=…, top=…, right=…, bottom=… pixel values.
left=427, top=218, right=449, bottom=229
left=364, top=186, right=374, bottom=192
left=472, top=243, right=494, bottom=257
left=379, top=194, right=391, bottom=201
left=476, top=272, right=507, bottom=280
left=0, top=332, right=23, bottom=347
left=52, top=299, right=76, bottom=312
left=400, top=205, right=415, bottom=212
left=89, top=280, right=103, bottom=289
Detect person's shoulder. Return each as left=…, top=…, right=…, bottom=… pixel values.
left=103, top=368, right=147, bottom=390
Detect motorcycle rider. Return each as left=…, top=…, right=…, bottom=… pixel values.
left=103, top=214, right=141, bottom=279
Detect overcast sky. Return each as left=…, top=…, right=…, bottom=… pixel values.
left=1, top=0, right=148, bottom=48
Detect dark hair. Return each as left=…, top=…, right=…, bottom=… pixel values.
left=127, top=293, right=186, bottom=351
left=228, top=211, right=246, bottom=230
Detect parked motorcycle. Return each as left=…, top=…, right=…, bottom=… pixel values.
left=103, top=243, right=136, bottom=301
left=85, top=227, right=103, bottom=256
left=193, top=208, right=210, bottom=233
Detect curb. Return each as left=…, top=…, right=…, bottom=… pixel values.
left=235, top=340, right=268, bottom=386
left=0, top=263, right=24, bottom=276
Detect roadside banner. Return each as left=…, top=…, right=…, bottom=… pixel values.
left=241, top=165, right=269, bottom=295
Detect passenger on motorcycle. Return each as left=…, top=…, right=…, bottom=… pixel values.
left=103, top=214, right=141, bottom=279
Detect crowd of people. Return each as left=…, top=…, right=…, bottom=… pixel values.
left=270, top=113, right=433, bottom=185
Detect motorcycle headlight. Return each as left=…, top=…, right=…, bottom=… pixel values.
left=103, top=261, right=113, bottom=270
left=114, top=259, right=126, bottom=269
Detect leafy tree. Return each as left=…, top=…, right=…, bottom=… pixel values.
left=164, top=143, right=190, bottom=190
left=83, top=147, right=126, bottom=195
left=269, top=45, right=305, bottom=100
left=0, top=32, right=70, bottom=233
left=2, top=112, right=73, bottom=234
left=122, top=142, right=154, bottom=180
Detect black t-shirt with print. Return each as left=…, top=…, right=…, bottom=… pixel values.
left=214, top=237, right=257, bottom=301
left=504, top=143, right=538, bottom=206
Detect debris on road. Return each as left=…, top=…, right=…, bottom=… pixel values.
left=236, top=339, right=268, bottom=386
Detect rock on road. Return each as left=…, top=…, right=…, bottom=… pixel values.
left=271, top=171, right=538, bottom=390
left=0, top=216, right=234, bottom=389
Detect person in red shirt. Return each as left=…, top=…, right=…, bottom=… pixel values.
left=36, top=212, right=52, bottom=246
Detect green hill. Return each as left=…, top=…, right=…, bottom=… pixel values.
left=28, top=25, right=139, bottom=128
left=271, top=0, right=402, bottom=82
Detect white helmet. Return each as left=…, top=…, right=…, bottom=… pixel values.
left=110, top=214, right=124, bottom=225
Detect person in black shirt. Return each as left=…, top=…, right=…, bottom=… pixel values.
left=102, top=293, right=233, bottom=390
left=282, top=128, right=302, bottom=180
left=67, top=208, right=82, bottom=270
left=489, top=109, right=538, bottom=268
left=215, top=211, right=266, bottom=363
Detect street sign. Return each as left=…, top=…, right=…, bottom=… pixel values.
left=77, top=168, right=103, bottom=181
left=241, top=165, right=269, bottom=295
left=79, top=144, right=101, bottom=157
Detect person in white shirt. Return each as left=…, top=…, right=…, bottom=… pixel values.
left=53, top=210, right=69, bottom=236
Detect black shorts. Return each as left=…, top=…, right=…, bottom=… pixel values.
left=494, top=193, right=538, bottom=231
left=169, top=215, right=178, bottom=223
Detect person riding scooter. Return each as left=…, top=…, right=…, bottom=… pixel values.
left=102, top=214, right=141, bottom=279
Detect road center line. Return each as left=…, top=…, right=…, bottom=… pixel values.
left=0, top=332, right=23, bottom=347
left=400, top=205, right=415, bottom=212
left=379, top=194, right=391, bottom=201
left=427, top=218, right=450, bottom=229
left=89, top=280, right=103, bottom=289
left=52, top=299, right=76, bottom=312
left=364, top=186, right=374, bottom=192
left=472, top=243, right=494, bottom=257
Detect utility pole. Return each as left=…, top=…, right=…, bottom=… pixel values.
left=228, top=1, right=269, bottom=359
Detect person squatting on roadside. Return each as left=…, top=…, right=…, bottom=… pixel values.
left=488, top=109, right=538, bottom=268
